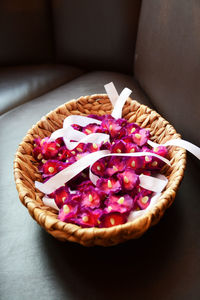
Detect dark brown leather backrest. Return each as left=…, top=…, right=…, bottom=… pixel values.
left=135, top=0, right=200, bottom=144
left=52, top=0, right=141, bottom=74
left=0, top=0, right=54, bottom=66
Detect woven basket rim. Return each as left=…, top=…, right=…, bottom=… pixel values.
left=14, top=94, right=187, bottom=246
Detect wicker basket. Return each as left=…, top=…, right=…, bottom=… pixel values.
left=14, top=94, right=186, bottom=246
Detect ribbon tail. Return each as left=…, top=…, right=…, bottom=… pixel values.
left=111, top=87, right=132, bottom=119
left=104, top=82, right=119, bottom=106
left=148, top=138, right=200, bottom=160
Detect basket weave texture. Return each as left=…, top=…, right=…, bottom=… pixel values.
left=14, top=94, right=186, bottom=246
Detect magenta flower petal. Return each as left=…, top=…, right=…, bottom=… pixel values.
left=42, top=140, right=59, bottom=159
left=67, top=191, right=82, bottom=204
left=121, top=136, right=133, bottom=144
left=125, top=143, right=140, bottom=153
left=87, top=114, right=104, bottom=121
left=58, top=203, right=79, bottom=222
left=75, top=151, right=91, bottom=161
left=141, top=147, right=164, bottom=170
left=96, top=178, right=121, bottom=194
left=100, top=115, right=115, bottom=128
left=81, top=187, right=101, bottom=209
left=60, top=161, right=69, bottom=169
left=57, top=146, right=71, bottom=161
left=126, top=123, right=140, bottom=135
left=109, top=123, right=123, bottom=139
left=148, top=157, right=166, bottom=170
left=42, top=160, right=60, bottom=177
left=140, top=170, right=152, bottom=177
left=85, top=142, right=101, bottom=152
left=136, top=186, right=153, bottom=196
left=34, top=138, right=42, bottom=147
left=55, top=137, right=64, bottom=147
left=77, top=180, right=95, bottom=192
left=132, top=129, right=150, bottom=146
left=40, top=137, right=49, bottom=146
left=74, top=143, right=85, bottom=154
left=143, top=154, right=153, bottom=168
left=126, top=157, right=143, bottom=170
left=136, top=193, right=151, bottom=210
left=76, top=208, right=103, bottom=227
left=83, top=124, right=100, bottom=135
left=114, top=127, right=127, bottom=140
left=65, top=156, right=76, bottom=165
left=142, top=146, right=151, bottom=152
left=100, top=116, right=122, bottom=139
left=91, top=158, right=107, bottom=176
left=116, top=118, right=128, bottom=127
left=68, top=170, right=89, bottom=190
left=100, top=212, right=127, bottom=228
left=54, top=186, right=70, bottom=208
left=111, top=140, right=126, bottom=153
left=100, top=141, right=112, bottom=151
left=106, top=157, right=125, bottom=176
left=153, top=146, right=168, bottom=157
left=33, top=146, right=43, bottom=161
left=105, top=194, right=134, bottom=214
left=118, top=169, right=139, bottom=191
left=71, top=124, right=82, bottom=131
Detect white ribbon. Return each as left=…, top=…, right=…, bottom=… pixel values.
left=35, top=150, right=110, bottom=194
left=42, top=195, right=59, bottom=211
left=148, top=139, right=200, bottom=160
left=63, top=115, right=101, bottom=128
left=127, top=174, right=168, bottom=222
left=139, top=174, right=168, bottom=193
left=111, top=87, right=132, bottom=119
left=105, top=82, right=132, bottom=119
left=64, top=132, right=110, bottom=150
left=49, top=115, right=104, bottom=149
left=36, top=150, right=170, bottom=195
left=50, top=126, right=86, bottom=143
left=104, top=82, right=119, bottom=106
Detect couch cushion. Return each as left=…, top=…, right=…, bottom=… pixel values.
left=12, top=70, right=151, bottom=110
left=0, top=71, right=200, bottom=299
left=0, top=0, right=54, bottom=65
left=135, top=0, right=200, bottom=145
left=0, top=64, right=85, bottom=115
left=52, top=0, right=141, bottom=74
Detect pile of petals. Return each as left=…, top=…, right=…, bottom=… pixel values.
left=33, top=114, right=168, bottom=228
